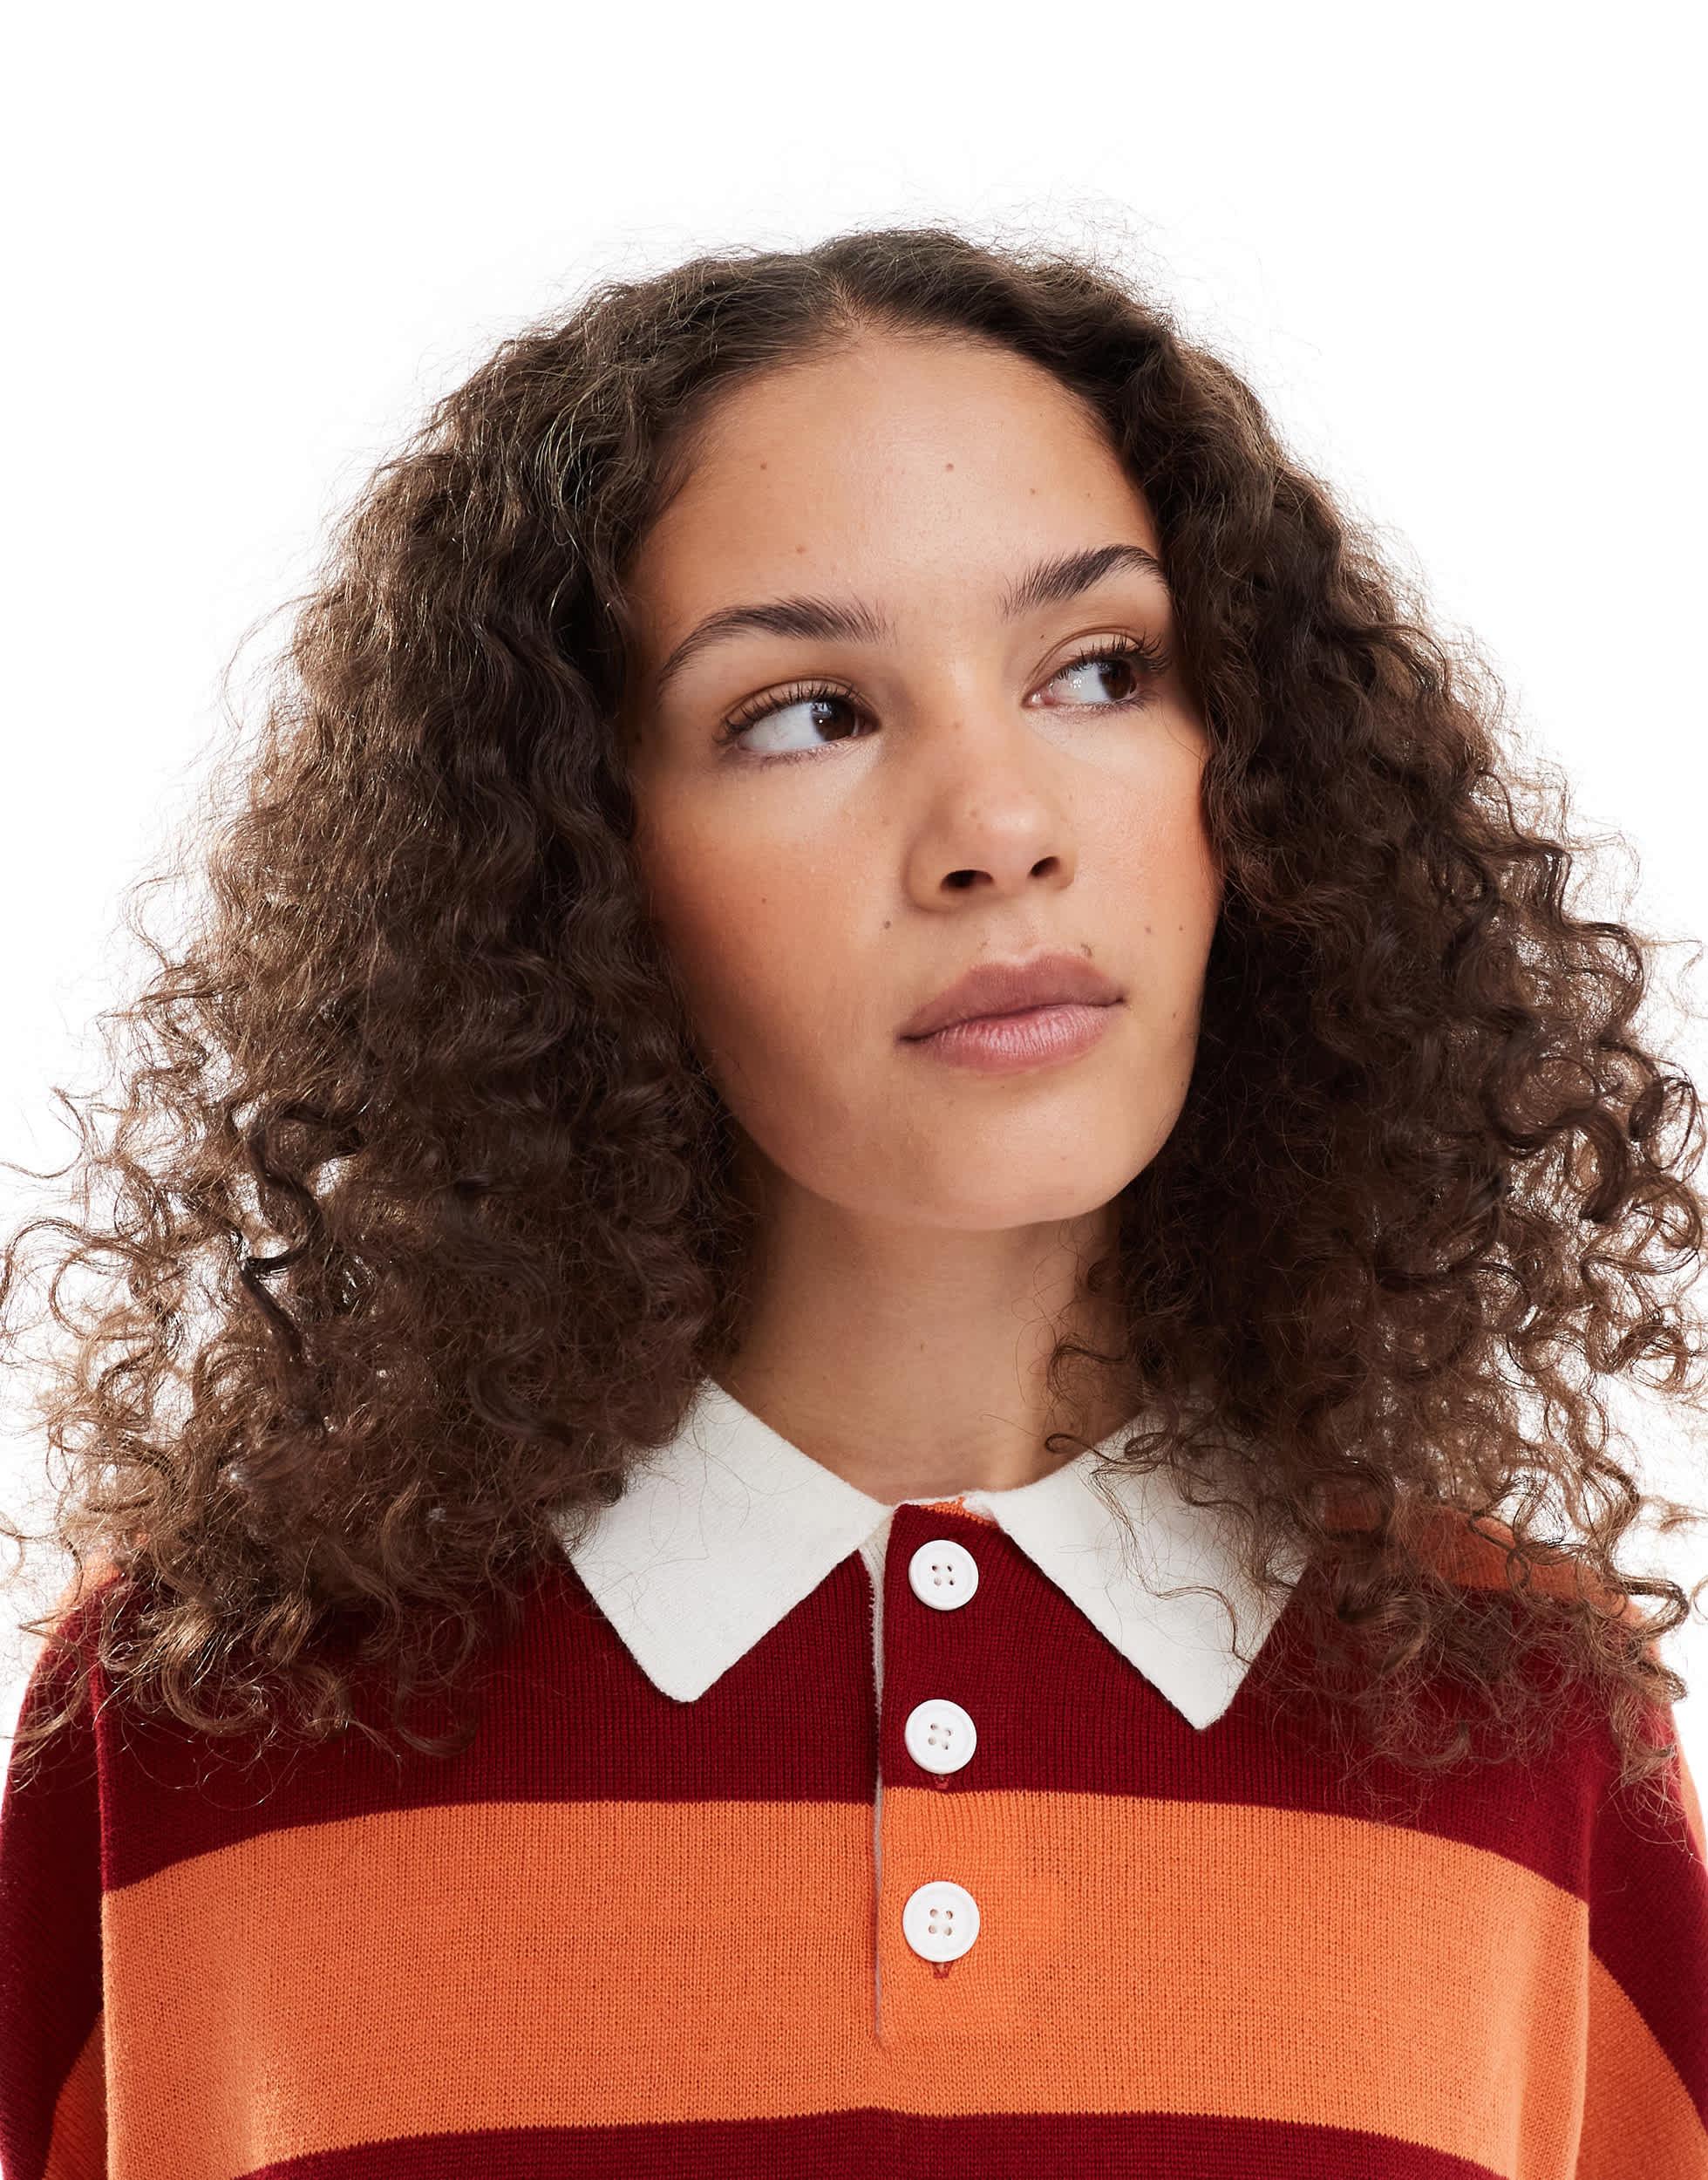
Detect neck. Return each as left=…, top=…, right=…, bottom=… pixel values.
left=711, top=1195, right=1140, bottom=1503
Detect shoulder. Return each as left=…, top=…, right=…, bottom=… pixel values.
left=1323, top=1490, right=1643, bottom=1618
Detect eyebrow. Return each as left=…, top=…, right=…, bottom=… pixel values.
left=646, top=540, right=1174, bottom=705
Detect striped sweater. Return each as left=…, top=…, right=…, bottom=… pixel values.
left=2, top=1374, right=1705, bottom=2179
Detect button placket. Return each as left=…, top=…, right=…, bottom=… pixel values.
left=895, top=1526, right=983, bottom=1969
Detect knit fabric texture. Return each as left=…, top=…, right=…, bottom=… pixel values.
left=2, top=1379, right=1705, bottom=2178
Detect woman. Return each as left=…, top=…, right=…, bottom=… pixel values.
left=1, top=223, right=1705, bottom=2178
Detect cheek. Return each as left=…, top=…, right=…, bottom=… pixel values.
left=1104, top=723, right=1217, bottom=889
left=639, top=821, right=849, bottom=1103
left=1153, top=809, right=1222, bottom=953
left=1096, top=760, right=1222, bottom=1062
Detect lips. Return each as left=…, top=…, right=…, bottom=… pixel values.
left=899, top=951, right=1125, bottom=1039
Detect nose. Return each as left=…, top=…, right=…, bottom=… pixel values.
left=900, top=705, right=1078, bottom=902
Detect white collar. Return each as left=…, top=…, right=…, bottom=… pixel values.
left=559, top=1376, right=1308, bottom=1730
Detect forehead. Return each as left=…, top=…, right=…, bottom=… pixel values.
left=628, top=335, right=1160, bottom=617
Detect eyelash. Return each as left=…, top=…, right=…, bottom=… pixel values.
left=711, top=631, right=1174, bottom=766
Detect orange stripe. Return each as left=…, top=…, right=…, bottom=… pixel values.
left=94, top=1788, right=1704, bottom=2180
left=913, top=1495, right=997, bottom=1524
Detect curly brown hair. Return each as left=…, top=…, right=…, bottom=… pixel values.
left=4, top=220, right=1706, bottom=1819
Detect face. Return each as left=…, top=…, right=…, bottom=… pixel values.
left=622, top=331, right=1221, bottom=1235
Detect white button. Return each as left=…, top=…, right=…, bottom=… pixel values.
left=908, top=1536, right=979, bottom=1609
left=902, top=1878, right=981, bottom=1962
left=904, top=1698, right=977, bottom=1775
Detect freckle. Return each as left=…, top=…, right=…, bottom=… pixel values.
left=944, top=461, right=953, bottom=470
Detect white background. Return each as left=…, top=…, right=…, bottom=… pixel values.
left=3, top=1, right=1705, bottom=1788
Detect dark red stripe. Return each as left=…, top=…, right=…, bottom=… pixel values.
left=0, top=1625, right=105, bottom=2180
left=240, top=2106, right=1507, bottom=2178
left=95, top=1502, right=1627, bottom=1918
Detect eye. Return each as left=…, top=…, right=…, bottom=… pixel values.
left=711, top=681, right=868, bottom=765
left=711, top=630, right=1173, bottom=766
left=1039, top=631, right=1172, bottom=707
